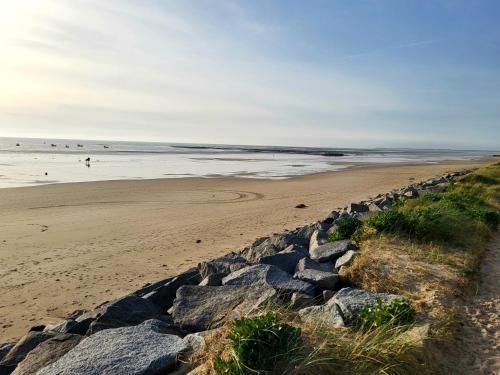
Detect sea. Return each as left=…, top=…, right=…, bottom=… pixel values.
left=0, top=137, right=492, bottom=188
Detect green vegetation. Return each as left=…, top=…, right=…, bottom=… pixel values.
left=328, top=216, right=362, bottom=242
left=215, top=312, right=302, bottom=374
left=355, top=298, right=416, bottom=332
left=366, top=165, right=499, bottom=246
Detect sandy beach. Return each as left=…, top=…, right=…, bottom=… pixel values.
left=0, top=160, right=489, bottom=341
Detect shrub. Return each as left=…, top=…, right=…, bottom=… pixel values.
left=355, top=298, right=416, bottom=331
left=328, top=216, right=362, bottom=242
left=215, top=312, right=302, bottom=374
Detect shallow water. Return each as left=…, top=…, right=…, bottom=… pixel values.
left=0, top=137, right=490, bottom=188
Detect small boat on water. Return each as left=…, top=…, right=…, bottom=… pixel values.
left=16, top=143, right=20, bottom=146
left=65, top=145, right=69, bottom=148
left=77, top=144, right=83, bottom=147
left=51, top=144, right=57, bottom=147
left=103, top=145, right=109, bottom=149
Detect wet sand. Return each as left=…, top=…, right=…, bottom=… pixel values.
left=0, top=160, right=488, bottom=341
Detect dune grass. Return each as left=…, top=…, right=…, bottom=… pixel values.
left=201, top=163, right=499, bottom=375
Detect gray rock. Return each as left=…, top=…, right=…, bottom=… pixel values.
left=332, top=287, right=402, bottom=323
left=87, top=295, right=162, bottom=334
left=322, top=290, right=335, bottom=303
left=0, top=332, right=56, bottom=369
left=222, top=264, right=315, bottom=295
left=198, top=253, right=246, bottom=279
left=293, top=269, right=339, bottom=290
left=295, top=257, right=333, bottom=273
left=402, top=188, right=419, bottom=199
left=347, top=203, right=369, bottom=214
left=43, top=319, right=88, bottom=336
left=0, top=343, right=15, bottom=363
left=242, top=233, right=308, bottom=263
left=309, top=229, right=328, bottom=254
left=298, top=302, right=345, bottom=328
left=198, top=273, right=225, bottom=286
left=310, top=240, right=350, bottom=262
left=334, top=250, right=360, bottom=270
left=11, top=334, right=82, bottom=375
left=259, top=247, right=303, bottom=274
left=368, top=203, right=382, bottom=213
left=142, top=268, right=201, bottom=310
left=171, top=285, right=277, bottom=332
left=37, top=320, right=190, bottom=375
left=323, top=211, right=339, bottom=225
left=289, top=293, right=315, bottom=309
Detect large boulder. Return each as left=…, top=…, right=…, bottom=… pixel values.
left=222, top=264, right=315, bottom=295
left=11, top=334, right=82, bottom=375
left=293, top=269, right=339, bottom=290
left=142, top=268, right=201, bottom=310
left=37, top=320, right=192, bottom=375
left=0, top=344, right=15, bottom=362
left=259, top=246, right=303, bottom=274
left=86, top=295, right=163, bottom=334
left=0, top=332, right=56, bottom=370
left=347, top=203, right=369, bottom=214
left=298, top=300, right=345, bottom=328
left=310, top=240, right=350, bottom=263
left=332, top=288, right=402, bottom=323
left=242, top=233, right=307, bottom=263
left=170, top=285, right=277, bottom=332
left=295, top=257, right=333, bottom=273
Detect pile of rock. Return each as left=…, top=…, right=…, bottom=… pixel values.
left=0, top=170, right=471, bottom=375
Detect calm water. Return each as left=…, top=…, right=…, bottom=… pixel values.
left=0, top=137, right=491, bottom=188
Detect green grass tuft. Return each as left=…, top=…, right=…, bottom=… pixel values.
left=215, top=312, right=302, bottom=374
left=355, top=298, right=416, bottom=332
left=328, top=216, right=362, bottom=242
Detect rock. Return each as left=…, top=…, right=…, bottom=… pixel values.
left=368, top=203, right=381, bottom=213
left=198, top=273, right=224, bottom=286
left=87, top=295, right=162, bottom=334
left=323, top=290, right=335, bottom=303
left=171, top=285, right=277, bottom=332
left=309, top=229, right=328, bottom=254
left=289, top=293, right=315, bottom=309
left=293, top=224, right=318, bottom=243
left=334, top=250, right=360, bottom=270
left=295, top=203, right=307, bottom=208
left=44, top=319, right=88, bottom=336
left=293, top=269, right=339, bottom=290
left=0, top=344, right=15, bottom=363
left=0, top=332, right=56, bottom=369
left=295, top=257, right=333, bottom=273
left=259, top=247, right=303, bottom=274
left=298, top=301, right=345, bottom=328
left=11, top=334, right=82, bottom=375
left=332, top=287, right=402, bottom=323
left=28, top=325, right=45, bottom=333
left=222, top=264, right=315, bottom=295
left=402, top=188, right=419, bottom=199
left=347, top=203, right=369, bottom=214
left=198, top=254, right=246, bottom=279
left=37, top=320, right=191, bottom=375
left=142, top=268, right=201, bottom=310
left=310, top=240, right=350, bottom=262
left=323, top=211, right=339, bottom=225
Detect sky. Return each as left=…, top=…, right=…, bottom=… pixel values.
left=0, top=0, right=499, bottom=149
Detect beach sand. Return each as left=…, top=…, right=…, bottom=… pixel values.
left=0, top=160, right=488, bottom=341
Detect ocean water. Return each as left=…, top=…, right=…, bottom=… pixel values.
left=0, top=137, right=490, bottom=188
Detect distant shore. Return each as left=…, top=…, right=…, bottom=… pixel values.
left=0, top=159, right=491, bottom=341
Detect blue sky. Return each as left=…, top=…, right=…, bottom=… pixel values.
left=0, top=0, right=499, bottom=149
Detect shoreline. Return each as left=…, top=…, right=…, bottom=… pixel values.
left=0, top=158, right=491, bottom=341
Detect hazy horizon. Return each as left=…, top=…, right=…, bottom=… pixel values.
left=1, top=1, right=499, bottom=149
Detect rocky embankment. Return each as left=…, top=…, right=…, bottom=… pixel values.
left=0, top=170, right=472, bottom=375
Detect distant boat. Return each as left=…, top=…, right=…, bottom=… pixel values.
left=103, top=145, right=109, bottom=149
left=16, top=143, right=20, bottom=146
left=77, top=144, right=83, bottom=148
left=65, top=145, right=69, bottom=148
left=51, top=144, right=57, bottom=147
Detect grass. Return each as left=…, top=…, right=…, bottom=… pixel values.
left=327, top=216, right=362, bottom=242
left=194, top=163, right=500, bottom=375
left=214, top=312, right=303, bottom=374
left=355, top=298, right=416, bottom=332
